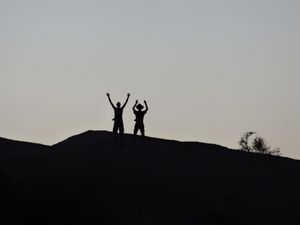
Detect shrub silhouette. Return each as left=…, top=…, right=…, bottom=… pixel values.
left=239, top=132, right=280, bottom=155
left=238, top=132, right=256, bottom=152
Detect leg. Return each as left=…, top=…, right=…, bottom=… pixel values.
left=132, top=124, right=139, bottom=146
left=119, top=122, right=124, bottom=147
left=133, top=124, right=138, bottom=135
left=140, top=124, right=145, bottom=137
left=140, top=125, right=146, bottom=147
left=113, top=123, right=118, bottom=146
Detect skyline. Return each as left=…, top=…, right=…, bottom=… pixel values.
left=1, top=0, right=300, bottom=159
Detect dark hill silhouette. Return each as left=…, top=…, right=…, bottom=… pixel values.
left=0, top=131, right=300, bottom=225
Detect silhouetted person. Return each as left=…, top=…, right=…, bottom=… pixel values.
left=106, top=93, right=130, bottom=146
left=132, top=100, right=148, bottom=145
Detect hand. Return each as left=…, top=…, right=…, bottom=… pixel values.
left=127, top=93, right=130, bottom=97
left=106, top=93, right=110, bottom=97
left=135, top=100, right=138, bottom=104
left=144, top=100, right=147, bottom=104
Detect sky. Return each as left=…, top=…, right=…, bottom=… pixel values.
left=1, top=0, right=300, bottom=159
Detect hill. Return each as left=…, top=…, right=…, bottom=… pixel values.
left=0, top=130, right=300, bottom=225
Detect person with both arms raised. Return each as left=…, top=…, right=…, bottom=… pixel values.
left=132, top=99, right=148, bottom=145
left=106, top=93, right=130, bottom=146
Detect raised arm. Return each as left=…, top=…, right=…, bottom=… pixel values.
left=144, top=100, right=148, bottom=112
left=106, top=93, right=115, bottom=109
left=122, top=93, right=130, bottom=108
left=133, top=100, right=138, bottom=112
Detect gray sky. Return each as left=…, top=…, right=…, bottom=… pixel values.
left=1, top=0, right=300, bottom=159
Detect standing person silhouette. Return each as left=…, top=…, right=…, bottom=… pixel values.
left=132, top=100, right=148, bottom=145
left=106, top=93, right=130, bottom=146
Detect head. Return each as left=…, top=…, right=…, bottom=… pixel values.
left=136, top=104, right=144, bottom=110
left=116, top=102, right=121, bottom=108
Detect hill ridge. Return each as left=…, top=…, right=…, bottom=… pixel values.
left=0, top=130, right=300, bottom=225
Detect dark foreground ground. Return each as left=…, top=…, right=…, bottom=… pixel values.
left=0, top=130, right=300, bottom=225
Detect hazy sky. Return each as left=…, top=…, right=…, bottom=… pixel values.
left=1, top=0, right=300, bottom=159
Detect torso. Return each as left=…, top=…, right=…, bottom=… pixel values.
left=114, top=108, right=123, bottom=122
left=134, top=111, right=145, bottom=124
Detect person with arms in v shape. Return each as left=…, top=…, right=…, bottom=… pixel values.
left=106, top=93, right=130, bottom=147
